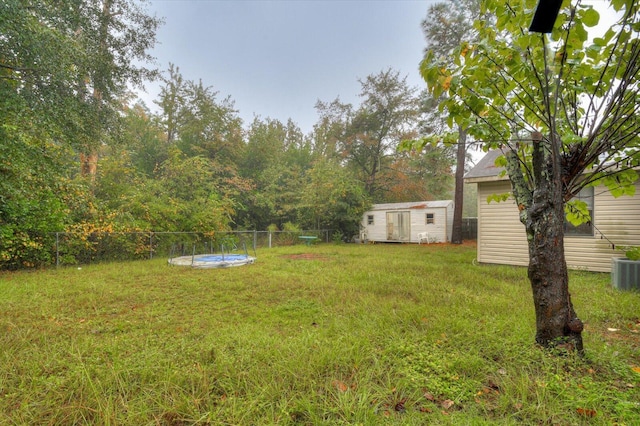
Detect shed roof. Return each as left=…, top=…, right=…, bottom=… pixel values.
left=464, top=150, right=507, bottom=183
left=367, top=200, right=453, bottom=211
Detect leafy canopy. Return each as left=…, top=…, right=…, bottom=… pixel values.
left=418, top=0, right=639, bottom=200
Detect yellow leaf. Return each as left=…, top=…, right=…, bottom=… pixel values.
left=442, top=76, right=452, bottom=91
left=632, top=366, right=640, bottom=374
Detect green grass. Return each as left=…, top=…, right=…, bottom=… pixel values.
left=1, top=243, right=639, bottom=425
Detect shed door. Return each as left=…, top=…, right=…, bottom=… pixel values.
left=386, top=211, right=410, bottom=241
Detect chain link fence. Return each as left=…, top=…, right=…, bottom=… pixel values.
left=49, top=220, right=476, bottom=267
left=51, top=230, right=333, bottom=267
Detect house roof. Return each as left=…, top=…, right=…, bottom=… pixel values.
left=464, top=150, right=507, bottom=183
left=367, top=200, right=453, bottom=211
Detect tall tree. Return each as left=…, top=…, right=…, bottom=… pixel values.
left=74, top=0, right=161, bottom=178
left=175, top=79, right=244, bottom=165
left=324, top=69, right=420, bottom=201
left=313, top=98, right=353, bottom=161
left=386, top=145, right=455, bottom=202
left=421, top=0, right=482, bottom=244
left=1, top=0, right=159, bottom=267
left=156, top=63, right=186, bottom=144
left=1, top=0, right=161, bottom=178
left=418, top=0, right=640, bottom=351
left=238, top=118, right=304, bottom=229
left=154, top=66, right=250, bottom=207
left=120, top=101, right=168, bottom=177
left=299, top=158, right=370, bottom=237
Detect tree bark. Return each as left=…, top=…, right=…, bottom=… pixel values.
left=505, top=142, right=583, bottom=353
left=80, top=152, right=98, bottom=179
left=450, top=126, right=467, bottom=244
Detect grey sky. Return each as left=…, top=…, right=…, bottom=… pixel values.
left=140, top=0, right=432, bottom=134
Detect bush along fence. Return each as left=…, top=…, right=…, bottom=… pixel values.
left=49, top=230, right=333, bottom=267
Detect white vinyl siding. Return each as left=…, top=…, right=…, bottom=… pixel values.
left=476, top=180, right=640, bottom=272
left=477, top=181, right=529, bottom=267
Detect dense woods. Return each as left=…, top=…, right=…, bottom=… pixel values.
left=1, top=1, right=457, bottom=269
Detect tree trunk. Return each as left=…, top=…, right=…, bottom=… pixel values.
left=80, top=152, right=98, bottom=179
left=79, top=0, right=112, bottom=181
left=450, top=126, right=466, bottom=244
left=505, top=141, right=583, bottom=353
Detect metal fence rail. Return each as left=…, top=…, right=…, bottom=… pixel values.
left=51, top=230, right=333, bottom=267
left=49, top=220, right=476, bottom=267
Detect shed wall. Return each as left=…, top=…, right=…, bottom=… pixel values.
left=361, top=204, right=453, bottom=243
left=476, top=181, right=640, bottom=272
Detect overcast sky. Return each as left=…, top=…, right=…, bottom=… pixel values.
left=138, top=0, right=619, bottom=136
left=138, top=0, right=433, bottom=134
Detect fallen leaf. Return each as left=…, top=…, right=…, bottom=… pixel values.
left=576, top=408, right=597, bottom=418
left=419, top=406, right=432, bottom=413
left=394, top=399, right=406, bottom=412
left=607, top=328, right=619, bottom=332
left=514, top=402, right=523, bottom=410
left=332, top=380, right=348, bottom=392
left=632, top=366, right=640, bottom=374
left=441, top=399, right=455, bottom=410
left=423, top=391, right=435, bottom=401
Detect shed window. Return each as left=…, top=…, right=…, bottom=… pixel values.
left=367, top=215, right=374, bottom=225
left=426, top=213, right=435, bottom=225
left=565, top=187, right=594, bottom=236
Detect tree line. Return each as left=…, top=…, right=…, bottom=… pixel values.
left=1, top=0, right=463, bottom=269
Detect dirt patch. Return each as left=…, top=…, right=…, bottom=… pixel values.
left=281, top=253, right=329, bottom=261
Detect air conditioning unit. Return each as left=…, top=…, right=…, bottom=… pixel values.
left=611, top=257, right=640, bottom=290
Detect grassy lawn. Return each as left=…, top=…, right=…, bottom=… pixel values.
left=1, top=242, right=639, bottom=425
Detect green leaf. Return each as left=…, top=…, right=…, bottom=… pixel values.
left=581, top=8, right=600, bottom=27
left=564, top=200, right=591, bottom=226
left=487, top=193, right=510, bottom=204
left=602, top=170, right=638, bottom=198
left=623, top=246, right=640, bottom=261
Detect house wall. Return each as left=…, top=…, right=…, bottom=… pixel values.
left=361, top=204, right=453, bottom=243
left=476, top=180, right=640, bottom=272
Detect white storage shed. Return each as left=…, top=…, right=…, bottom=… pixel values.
left=360, top=200, right=454, bottom=243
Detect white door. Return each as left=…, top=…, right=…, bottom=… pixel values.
left=386, top=211, right=410, bottom=241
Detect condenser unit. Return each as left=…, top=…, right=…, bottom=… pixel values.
left=611, top=257, right=640, bottom=290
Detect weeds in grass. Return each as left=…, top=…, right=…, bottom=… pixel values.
left=0, top=243, right=638, bottom=424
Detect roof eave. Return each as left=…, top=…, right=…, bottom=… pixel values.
left=464, top=174, right=509, bottom=184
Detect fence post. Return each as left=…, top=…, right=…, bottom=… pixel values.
left=56, top=232, right=59, bottom=268
left=149, top=232, right=153, bottom=259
